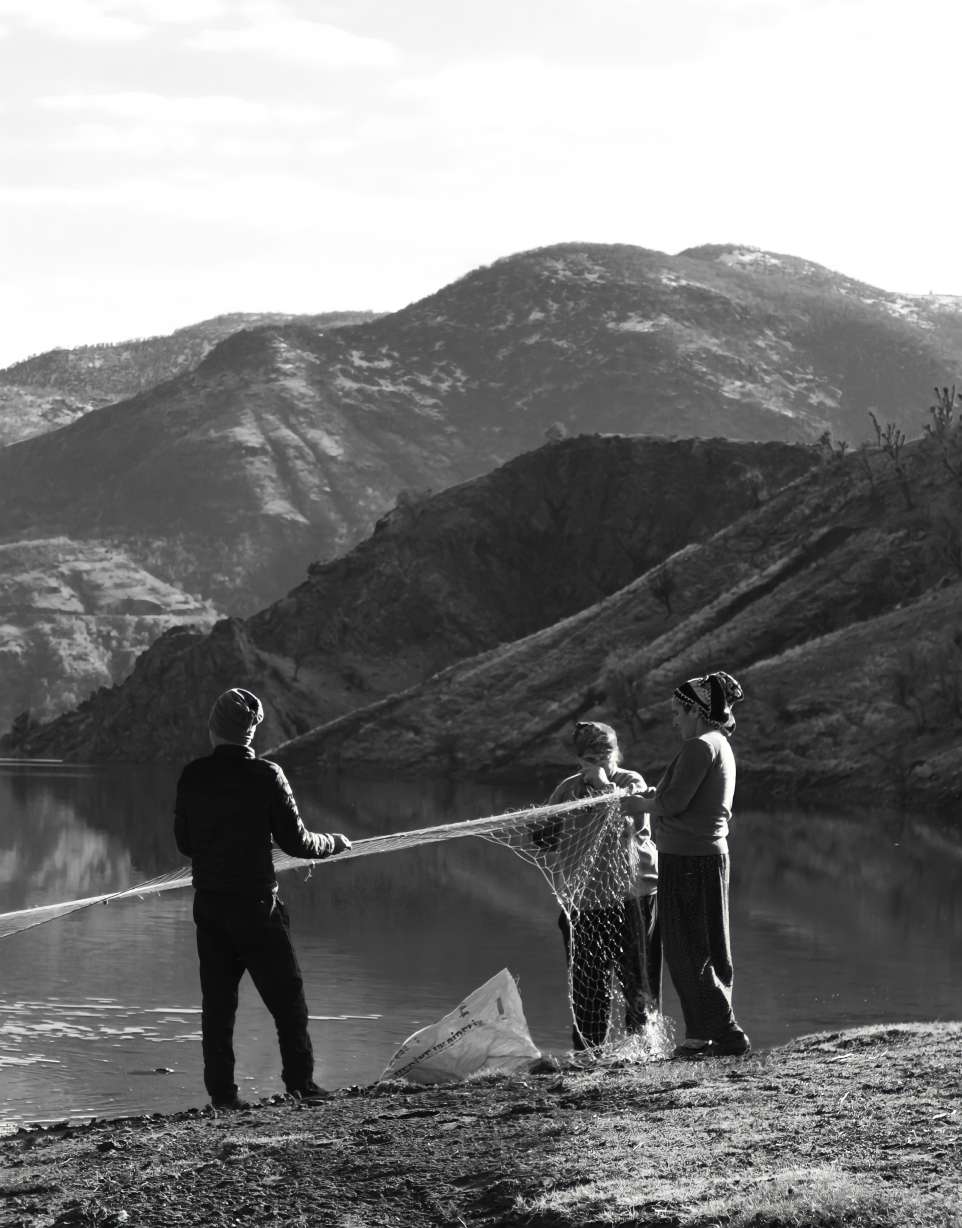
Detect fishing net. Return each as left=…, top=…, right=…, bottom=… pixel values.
left=0, top=867, right=194, bottom=940
left=0, top=790, right=664, bottom=1054
left=0, top=793, right=611, bottom=940
left=478, top=790, right=662, bottom=1053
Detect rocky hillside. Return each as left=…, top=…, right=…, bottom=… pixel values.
left=266, top=426, right=962, bottom=813
left=391, top=242, right=962, bottom=447
left=0, top=435, right=817, bottom=762
left=0, top=311, right=376, bottom=445
left=680, top=244, right=962, bottom=375
left=0, top=384, right=91, bottom=448
left=0, top=538, right=218, bottom=735
left=2, top=241, right=960, bottom=736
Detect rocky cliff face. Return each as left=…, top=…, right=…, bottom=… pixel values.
left=0, top=538, right=218, bottom=734
left=1, top=434, right=817, bottom=762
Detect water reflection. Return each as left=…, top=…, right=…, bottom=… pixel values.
left=1, top=763, right=961, bottom=1124
left=732, top=807, right=962, bottom=937
left=0, top=769, right=139, bottom=910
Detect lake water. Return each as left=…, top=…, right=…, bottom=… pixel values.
left=2, top=762, right=961, bottom=1125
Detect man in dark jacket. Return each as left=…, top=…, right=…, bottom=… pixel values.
left=174, top=687, right=351, bottom=1110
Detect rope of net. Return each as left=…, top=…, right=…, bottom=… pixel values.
left=0, top=789, right=627, bottom=941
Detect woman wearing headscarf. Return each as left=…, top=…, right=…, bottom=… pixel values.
left=643, top=671, right=751, bottom=1059
left=540, top=721, right=660, bottom=1050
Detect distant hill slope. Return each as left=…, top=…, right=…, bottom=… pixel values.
left=0, top=435, right=817, bottom=762
left=266, top=433, right=962, bottom=812
left=0, top=384, right=90, bottom=449
left=0, top=538, right=218, bottom=735
left=1, top=242, right=959, bottom=618
left=0, top=311, right=377, bottom=446
left=680, top=244, right=962, bottom=373
left=389, top=241, right=962, bottom=446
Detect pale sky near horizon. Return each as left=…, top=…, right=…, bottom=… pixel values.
left=1, top=0, right=960, bottom=368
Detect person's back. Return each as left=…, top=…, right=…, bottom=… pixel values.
left=176, top=746, right=335, bottom=896
left=174, top=688, right=351, bottom=1110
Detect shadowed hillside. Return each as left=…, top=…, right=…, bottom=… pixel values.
left=0, top=435, right=816, bottom=762
left=267, top=428, right=962, bottom=812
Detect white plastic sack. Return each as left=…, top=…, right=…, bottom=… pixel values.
left=380, top=968, right=541, bottom=1084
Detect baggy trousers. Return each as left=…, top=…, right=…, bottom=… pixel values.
left=193, top=890, right=314, bottom=1100
left=658, top=852, right=736, bottom=1041
left=559, top=894, right=662, bottom=1049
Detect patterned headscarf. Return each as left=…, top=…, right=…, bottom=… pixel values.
left=571, top=721, right=619, bottom=765
left=208, top=688, right=264, bottom=746
left=673, top=671, right=744, bottom=735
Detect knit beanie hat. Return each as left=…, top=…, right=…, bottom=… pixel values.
left=673, top=671, right=744, bottom=735
left=208, top=688, right=264, bottom=746
left=571, top=720, right=619, bottom=764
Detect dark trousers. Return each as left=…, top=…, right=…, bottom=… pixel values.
left=658, top=852, right=737, bottom=1041
left=193, top=890, right=314, bottom=1100
left=559, top=894, right=662, bottom=1049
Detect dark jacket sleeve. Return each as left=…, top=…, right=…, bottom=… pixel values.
left=266, top=763, right=335, bottom=859
left=173, top=768, right=192, bottom=857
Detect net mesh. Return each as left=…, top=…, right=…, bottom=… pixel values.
left=479, top=790, right=664, bottom=1055
left=0, top=791, right=667, bottom=1056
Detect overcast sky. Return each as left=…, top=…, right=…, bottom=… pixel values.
left=1, top=0, right=959, bottom=366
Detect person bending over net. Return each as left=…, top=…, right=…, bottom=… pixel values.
left=642, top=671, right=751, bottom=1060
left=537, top=721, right=661, bottom=1050
left=174, top=688, right=352, bottom=1110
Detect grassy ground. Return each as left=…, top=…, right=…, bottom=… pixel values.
left=2, top=1023, right=960, bottom=1227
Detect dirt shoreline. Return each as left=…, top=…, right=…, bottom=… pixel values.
left=2, top=1022, right=960, bottom=1228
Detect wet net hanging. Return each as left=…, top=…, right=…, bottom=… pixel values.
left=479, top=791, right=663, bottom=1054
left=0, top=790, right=664, bottom=1053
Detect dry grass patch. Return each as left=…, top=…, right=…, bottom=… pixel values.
left=516, top=1167, right=957, bottom=1228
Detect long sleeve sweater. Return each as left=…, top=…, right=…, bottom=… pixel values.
left=651, top=731, right=736, bottom=856
left=174, top=744, right=336, bottom=895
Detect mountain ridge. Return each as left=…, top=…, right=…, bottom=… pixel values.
left=2, top=239, right=960, bottom=742
left=5, top=242, right=961, bottom=451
